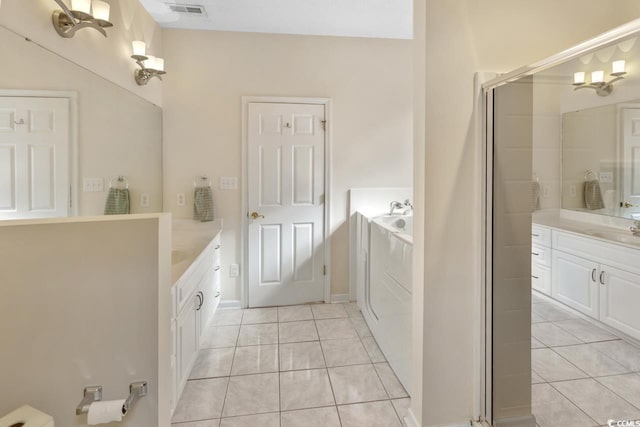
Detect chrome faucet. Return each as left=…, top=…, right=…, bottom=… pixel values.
left=403, top=199, right=414, bottom=215
left=389, top=201, right=404, bottom=215
left=631, top=221, right=640, bottom=236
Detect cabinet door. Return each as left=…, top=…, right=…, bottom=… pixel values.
left=599, top=265, right=640, bottom=340
left=177, top=294, right=199, bottom=393
left=199, top=267, right=216, bottom=340
left=532, top=262, right=551, bottom=296
left=552, top=250, right=599, bottom=318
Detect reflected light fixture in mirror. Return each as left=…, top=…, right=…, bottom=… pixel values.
left=131, top=41, right=167, bottom=86
left=573, top=60, right=626, bottom=96
left=52, top=0, right=113, bottom=38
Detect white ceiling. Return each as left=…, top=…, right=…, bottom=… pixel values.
left=139, top=0, right=413, bottom=39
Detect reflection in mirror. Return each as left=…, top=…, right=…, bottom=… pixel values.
left=0, top=25, right=162, bottom=220
left=529, top=35, right=640, bottom=220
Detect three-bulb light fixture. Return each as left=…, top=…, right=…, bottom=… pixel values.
left=52, top=0, right=113, bottom=38
left=573, top=60, right=627, bottom=96
left=131, top=41, right=167, bottom=86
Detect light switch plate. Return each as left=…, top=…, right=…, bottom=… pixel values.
left=82, top=178, right=104, bottom=192
left=599, top=172, right=613, bottom=184
left=229, top=263, right=240, bottom=278
left=220, top=177, right=238, bottom=190
left=177, top=193, right=186, bottom=207
left=140, top=193, right=150, bottom=207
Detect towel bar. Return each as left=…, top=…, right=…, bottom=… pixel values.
left=584, top=170, right=596, bottom=181
left=75, top=381, right=147, bottom=416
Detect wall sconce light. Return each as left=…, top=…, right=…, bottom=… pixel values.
left=52, top=0, right=113, bottom=38
left=573, top=60, right=627, bottom=96
left=131, top=41, right=167, bottom=86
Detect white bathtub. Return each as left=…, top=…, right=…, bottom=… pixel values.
left=358, top=213, right=412, bottom=391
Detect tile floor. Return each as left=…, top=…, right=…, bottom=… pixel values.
left=531, top=292, right=640, bottom=427
left=172, top=303, right=410, bottom=427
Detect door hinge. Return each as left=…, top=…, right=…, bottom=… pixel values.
left=321, top=120, right=327, bottom=131
left=323, top=265, right=327, bottom=276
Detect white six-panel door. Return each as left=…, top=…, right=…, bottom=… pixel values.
left=247, top=102, right=325, bottom=307
left=0, top=97, right=70, bottom=220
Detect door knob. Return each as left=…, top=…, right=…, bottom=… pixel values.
left=250, top=212, right=265, bottom=220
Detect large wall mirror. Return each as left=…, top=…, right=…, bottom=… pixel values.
left=531, top=35, right=640, bottom=220
left=0, top=25, right=162, bottom=219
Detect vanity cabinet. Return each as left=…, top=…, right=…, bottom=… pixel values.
left=599, top=265, right=640, bottom=339
left=532, top=225, right=552, bottom=296
left=551, top=250, right=599, bottom=318
left=176, top=293, right=200, bottom=390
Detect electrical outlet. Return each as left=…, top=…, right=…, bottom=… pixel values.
left=229, top=263, right=240, bottom=278
left=177, top=193, right=186, bottom=207
left=220, top=177, right=238, bottom=190
left=569, top=184, right=577, bottom=198
left=140, top=193, right=150, bottom=207
left=542, top=185, right=550, bottom=198
left=82, top=178, right=104, bottom=192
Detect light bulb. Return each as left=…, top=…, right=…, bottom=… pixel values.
left=573, top=72, right=585, bottom=85
left=144, top=55, right=156, bottom=70
left=132, top=41, right=146, bottom=57
left=612, top=60, right=626, bottom=75
left=591, top=70, right=605, bottom=84
left=92, top=0, right=110, bottom=21
left=71, top=0, right=91, bottom=14
left=155, top=58, right=165, bottom=72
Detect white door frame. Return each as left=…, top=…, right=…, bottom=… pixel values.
left=0, top=89, right=79, bottom=216
left=481, top=18, right=640, bottom=426
left=241, top=96, right=332, bottom=309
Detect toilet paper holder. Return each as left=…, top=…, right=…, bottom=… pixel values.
left=76, top=381, right=148, bottom=416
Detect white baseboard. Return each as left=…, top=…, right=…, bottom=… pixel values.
left=493, top=414, right=536, bottom=427
left=330, top=293, right=351, bottom=303
left=218, top=300, right=242, bottom=310
left=404, top=408, right=419, bottom=427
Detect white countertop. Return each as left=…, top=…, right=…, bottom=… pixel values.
left=533, top=210, right=640, bottom=249
left=171, top=219, right=223, bottom=284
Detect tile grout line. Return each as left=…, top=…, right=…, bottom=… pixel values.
left=313, top=315, right=343, bottom=427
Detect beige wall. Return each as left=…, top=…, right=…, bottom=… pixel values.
left=0, top=0, right=163, bottom=106
left=418, top=1, right=640, bottom=425
left=0, top=215, right=172, bottom=427
left=162, top=30, right=414, bottom=301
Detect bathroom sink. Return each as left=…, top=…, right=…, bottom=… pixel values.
left=172, top=250, right=192, bottom=265
left=584, top=230, right=640, bottom=246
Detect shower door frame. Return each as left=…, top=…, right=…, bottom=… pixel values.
left=481, top=18, right=640, bottom=426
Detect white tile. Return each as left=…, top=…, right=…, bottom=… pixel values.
left=338, top=400, right=402, bottom=427
left=172, top=378, right=228, bottom=423
left=553, top=345, right=629, bottom=377
left=532, top=370, right=545, bottom=384
left=328, top=364, right=388, bottom=404
left=531, top=348, right=588, bottom=382
left=391, top=398, right=411, bottom=421
left=321, top=338, right=370, bottom=367
left=344, top=302, right=362, bottom=317
left=189, top=348, right=235, bottom=379
left=172, top=420, right=220, bottom=427
left=554, top=319, right=619, bottom=343
left=596, top=373, right=640, bottom=409
left=222, top=373, right=279, bottom=417
left=532, top=311, right=546, bottom=323
left=552, top=378, right=640, bottom=425
left=280, top=368, right=336, bottom=410
left=532, top=322, right=582, bottom=347
left=532, top=337, right=546, bottom=349
left=532, top=293, right=546, bottom=304
left=279, top=342, right=326, bottom=371
left=361, top=336, right=386, bottom=363
left=219, top=413, right=279, bottom=427
left=350, top=316, right=372, bottom=338
left=242, top=307, right=277, bottom=324
left=278, top=320, right=319, bottom=343
left=281, top=406, right=341, bottom=427
left=278, top=305, right=313, bottom=322
left=201, top=325, right=239, bottom=349
left=230, top=344, right=279, bottom=376
left=210, top=309, right=244, bottom=326
left=532, top=383, right=596, bottom=427
left=374, top=363, right=408, bottom=398
left=532, top=303, right=578, bottom=322
left=312, top=304, right=348, bottom=319
left=237, top=323, right=278, bottom=346
left=316, top=318, right=358, bottom=340
left=591, top=340, right=640, bottom=371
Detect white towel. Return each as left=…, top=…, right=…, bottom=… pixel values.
left=584, top=180, right=604, bottom=210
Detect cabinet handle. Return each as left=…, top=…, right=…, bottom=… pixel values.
left=196, top=291, right=204, bottom=311
left=591, top=269, right=597, bottom=282
left=215, top=245, right=221, bottom=250
left=214, top=266, right=221, bottom=271
left=531, top=275, right=539, bottom=279
left=215, top=291, right=221, bottom=298
left=600, top=271, right=606, bottom=285
left=532, top=252, right=539, bottom=256
left=532, top=233, right=540, bottom=237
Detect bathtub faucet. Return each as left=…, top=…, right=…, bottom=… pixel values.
left=403, top=199, right=414, bottom=215
left=389, top=201, right=404, bottom=215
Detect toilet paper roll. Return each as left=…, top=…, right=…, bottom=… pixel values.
left=87, top=400, right=126, bottom=425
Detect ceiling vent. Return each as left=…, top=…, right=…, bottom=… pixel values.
left=166, top=3, right=207, bottom=16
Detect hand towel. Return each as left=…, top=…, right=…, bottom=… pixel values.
left=104, top=188, right=130, bottom=215
left=584, top=179, right=604, bottom=210
left=532, top=181, right=541, bottom=211
left=194, top=186, right=215, bottom=222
